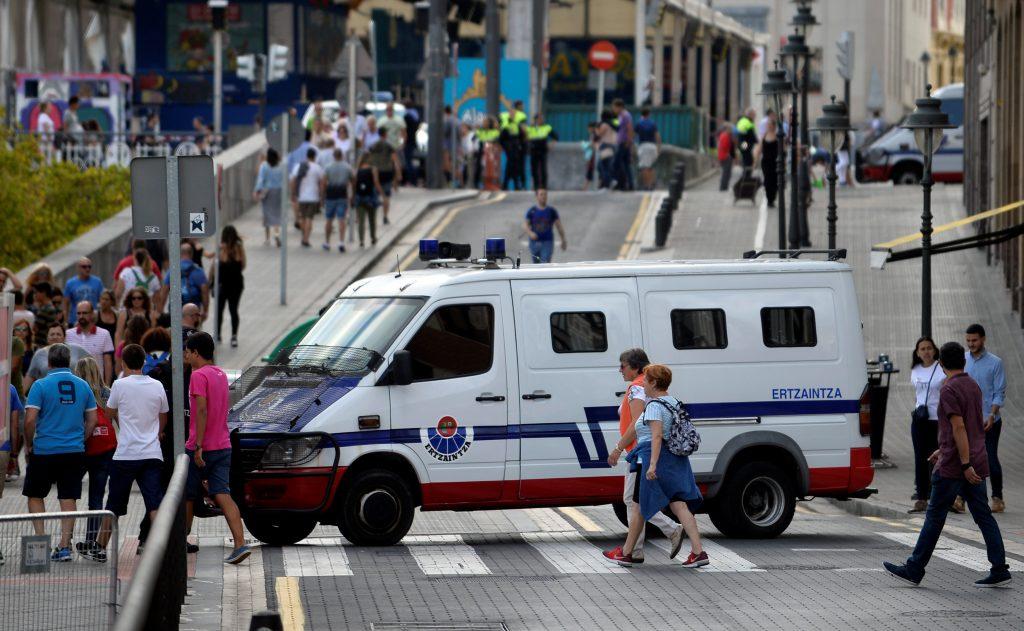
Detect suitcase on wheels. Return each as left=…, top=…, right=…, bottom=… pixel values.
left=732, top=168, right=762, bottom=205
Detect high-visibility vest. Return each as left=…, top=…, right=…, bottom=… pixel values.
left=500, top=110, right=527, bottom=132
left=476, top=128, right=500, bottom=142
left=736, top=116, right=755, bottom=134
left=525, top=124, right=553, bottom=141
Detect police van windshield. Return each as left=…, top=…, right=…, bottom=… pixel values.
left=300, top=297, right=425, bottom=355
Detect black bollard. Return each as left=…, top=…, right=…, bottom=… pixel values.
left=250, top=610, right=285, bottom=631
left=655, top=207, right=672, bottom=247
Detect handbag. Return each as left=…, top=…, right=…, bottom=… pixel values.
left=911, top=364, right=939, bottom=423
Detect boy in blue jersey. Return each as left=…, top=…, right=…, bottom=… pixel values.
left=23, top=344, right=98, bottom=562
left=523, top=189, right=567, bottom=264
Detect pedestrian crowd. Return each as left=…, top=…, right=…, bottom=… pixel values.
left=2, top=256, right=250, bottom=565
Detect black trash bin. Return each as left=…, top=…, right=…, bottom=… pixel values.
left=866, top=356, right=899, bottom=462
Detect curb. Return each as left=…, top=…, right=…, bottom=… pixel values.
left=825, top=497, right=914, bottom=522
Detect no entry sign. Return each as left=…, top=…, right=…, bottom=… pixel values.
left=588, top=41, right=618, bottom=72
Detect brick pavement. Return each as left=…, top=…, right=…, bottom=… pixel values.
left=659, top=170, right=1024, bottom=538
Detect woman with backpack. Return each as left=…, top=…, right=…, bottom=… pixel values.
left=116, top=248, right=161, bottom=303
left=604, top=364, right=708, bottom=568
left=215, top=225, right=246, bottom=348
left=354, top=153, right=384, bottom=248
left=74, top=355, right=116, bottom=557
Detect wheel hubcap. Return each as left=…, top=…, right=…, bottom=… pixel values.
left=741, top=476, right=785, bottom=527
left=359, top=489, right=399, bottom=531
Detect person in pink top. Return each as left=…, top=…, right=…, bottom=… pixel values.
left=183, top=332, right=250, bottom=565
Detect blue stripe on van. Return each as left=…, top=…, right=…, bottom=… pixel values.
left=585, top=399, right=860, bottom=423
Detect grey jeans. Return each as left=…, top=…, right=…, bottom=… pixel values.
left=719, top=157, right=734, bottom=191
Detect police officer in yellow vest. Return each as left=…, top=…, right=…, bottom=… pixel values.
left=499, top=101, right=528, bottom=190
left=475, top=116, right=502, bottom=189
left=525, top=113, right=558, bottom=190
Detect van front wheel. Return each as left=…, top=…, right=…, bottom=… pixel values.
left=337, top=470, right=415, bottom=546
left=707, top=462, right=795, bottom=538
left=243, top=515, right=317, bottom=547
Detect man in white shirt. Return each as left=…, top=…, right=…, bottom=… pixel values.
left=66, top=301, right=114, bottom=384
left=290, top=148, right=326, bottom=248
left=86, top=344, right=168, bottom=562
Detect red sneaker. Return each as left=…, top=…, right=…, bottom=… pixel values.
left=681, top=550, right=709, bottom=568
left=602, top=546, right=634, bottom=567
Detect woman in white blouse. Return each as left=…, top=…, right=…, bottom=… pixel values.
left=909, top=336, right=945, bottom=512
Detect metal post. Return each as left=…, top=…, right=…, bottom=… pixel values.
left=166, top=156, right=185, bottom=459
left=213, top=29, right=223, bottom=135
left=532, top=0, right=545, bottom=116
left=921, top=135, right=934, bottom=337
left=486, top=0, right=500, bottom=118
left=843, top=80, right=850, bottom=117
left=777, top=113, right=787, bottom=255
left=280, top=114, right=288, bottom=305
left=426, top=0, right=445, bottom=189
left=634, top=0, right=646, bottom=106
left=670, top=15, right=682, bottom=106
left=452, top=42, right=459, bottom=186
left=826, top=144, right=838, bottom=250
left=653, top=21, right=664, bottom=106
left=108, top=516, right=119, bottom=626
left=788, top=60, right=800, bottom=250
left=596, top=70, right=605, bottom=121
left=369, top=20, right=379, bottom=96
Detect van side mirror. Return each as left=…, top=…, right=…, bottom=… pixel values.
left=391, top=350, right=414, bottom=386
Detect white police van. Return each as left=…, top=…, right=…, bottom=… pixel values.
left=228, top=241, right=875, bottom=546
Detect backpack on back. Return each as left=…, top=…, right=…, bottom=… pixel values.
left=647, top=398, right=701, bottom=457
left=130, top=268, right=155, bottom=291
left=181, top=265, right=203, bottom=305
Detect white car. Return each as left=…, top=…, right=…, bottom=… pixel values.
left=229, top=246, right=875, bottom=547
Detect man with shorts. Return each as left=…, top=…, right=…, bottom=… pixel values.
left=368, top=127, right=402, bottom=225
left=23, top=343, right=98, bottom=562
left=85, top=344, right=168, bottom=562
left=323, top=148, right=353, bottom=253
left=183, top=332, right=250, bottom=564
left=290, top=147, right=325, bottom=248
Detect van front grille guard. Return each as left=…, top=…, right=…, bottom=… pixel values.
left=229, top=430, right=341, bottom=515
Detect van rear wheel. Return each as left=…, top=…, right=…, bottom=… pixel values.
left=337, top=470, right=414, bottom=546
left=707, top=461, right=795, bottom=538
left=244, top=515, right=317, bottom=547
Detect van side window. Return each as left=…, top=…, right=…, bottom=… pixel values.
left=550, top=312, right=608, bottom=353
left=671, top=309, right=728, bottom=349
left=406, top=304, right=494, bottom=381
left=761, top=307, right=817, bottom=347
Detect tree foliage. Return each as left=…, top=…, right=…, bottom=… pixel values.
left=0, top=128, right=129, bottom=271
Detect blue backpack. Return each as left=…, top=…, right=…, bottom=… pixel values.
left=181, top=262, right=204, bottom=305
left=143, top=351, right=169, bottom=376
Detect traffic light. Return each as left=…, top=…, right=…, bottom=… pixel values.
left=268, top=44, right=289, bottom=82
left=236, top=54, right=255, bottom=81
left=253, top=53, right=267, bottom=94
left=836, top=31, right=854, bottom=81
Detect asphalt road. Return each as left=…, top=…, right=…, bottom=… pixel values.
left=402, top=190, right=649, bottom=269
left=246, top=501, right=1023, bottom=631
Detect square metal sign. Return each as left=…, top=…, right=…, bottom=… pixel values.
left=130, top=155, right=217, bottom=239
left=20, top=534, right=51, bottom=574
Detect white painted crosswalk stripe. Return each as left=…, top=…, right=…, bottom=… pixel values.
left=284, top=539, right=354, bottom=576
left=651, top=537, right=764, bottom=572
left=879, top=532, right=1024, bottom=572
left=522, top=531, right=628, bottom=573
left=403, top=534, right=491, bottom=575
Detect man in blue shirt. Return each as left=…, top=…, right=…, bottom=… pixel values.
left=63, top=257, right=104, bottom=326
left=523, top=189, right=567, bottom=264
left=963, top=323, right=1007, bottom=513
left=23, top=344, right=98, bottom=562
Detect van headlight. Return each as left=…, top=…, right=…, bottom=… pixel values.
left=260, top=436, right=322, bottom=468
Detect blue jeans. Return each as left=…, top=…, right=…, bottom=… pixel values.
left=614, top=144, right=634, bottom=191
left=529, top=239, right=554, bottom=264
left=987, top=421, right=1003, bottom=498
left=905, top=473, right=1007, bottom=580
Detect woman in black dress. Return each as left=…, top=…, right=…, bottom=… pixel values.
left=216, top=225, right=246, bottom=347
left=759, top=119, right=780, bottom=208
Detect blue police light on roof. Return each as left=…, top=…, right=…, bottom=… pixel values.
left=419, top=239, right=440, bottom=261
left=485, top=238, right=506, bottom=261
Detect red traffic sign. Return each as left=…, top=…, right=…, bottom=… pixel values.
left=588, top=41, right=619, bottom=72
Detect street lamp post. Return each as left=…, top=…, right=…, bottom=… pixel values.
left=810, top=96, right=852, bottom=251
left=901, top=84, right=954, bottom=337
left=790, top=2, right=817, bottom=150
left=919, top=51, right=932, bottom=92
left=780, top=32, right=810, bottom=249
left=759, top=61, right=793, bottom=256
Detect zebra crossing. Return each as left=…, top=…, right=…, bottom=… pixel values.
left=273, top=508, right=1024, bottom=580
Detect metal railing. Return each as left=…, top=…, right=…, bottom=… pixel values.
left=8, top=130, right=227, bottom=169
left=114, top=453, right=189, bottom=631
left=0, top=508, right=119, bottom=629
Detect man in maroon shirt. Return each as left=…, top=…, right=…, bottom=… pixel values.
left=884, top=342, right=1010, bottom=587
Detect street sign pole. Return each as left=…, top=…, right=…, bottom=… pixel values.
left=280, top=114, right=288, bottom=306
left=166, top=156, right=186, bottom=459
left=596, top=70, right=605, bottom=121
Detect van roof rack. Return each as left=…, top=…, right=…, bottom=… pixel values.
left=743, top=249, right=847, bottom=261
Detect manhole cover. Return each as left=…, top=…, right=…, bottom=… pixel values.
left=371, top=624, right=508, bottom=630
left=902, top=611, right=1006, bottom=619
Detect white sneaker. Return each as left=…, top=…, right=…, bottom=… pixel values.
left=669, top=527, right=685, bottom=559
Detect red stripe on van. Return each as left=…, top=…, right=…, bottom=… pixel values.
left=807, top=447, right=874, bottom=495
left=421, top=476, right=624, bottom=510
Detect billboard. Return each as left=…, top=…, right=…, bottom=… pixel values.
left=444, top=58, right=531, bottom=124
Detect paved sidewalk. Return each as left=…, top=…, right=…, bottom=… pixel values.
left=655, top=170, right=1024, bottom=540
left=204, top=187, right=477, bottom=370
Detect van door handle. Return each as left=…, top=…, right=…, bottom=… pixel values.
left=615, top=391, right=626, bottom=398
left=475, top=394, right=506, bottom=402
left=522, top=392, right=552, bottom=400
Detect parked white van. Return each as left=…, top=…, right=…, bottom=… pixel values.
left=228, top=250, right=875, bottom=547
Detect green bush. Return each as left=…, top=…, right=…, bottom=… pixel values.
left=0, top=128, right=130, bottom=271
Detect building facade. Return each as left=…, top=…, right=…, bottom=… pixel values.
left=963, top=0, right=1024, bottom=320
